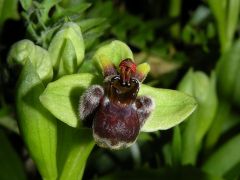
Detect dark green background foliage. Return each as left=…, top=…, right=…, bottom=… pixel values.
left=1, top=0, right=240, bottom=179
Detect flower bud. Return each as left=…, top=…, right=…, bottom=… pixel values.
left=48, top=22, right=85, bottom=77
left=8, top=39, right=53, bottom=83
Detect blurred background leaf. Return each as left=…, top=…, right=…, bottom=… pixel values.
left=0, top=0, right=19, bottom=27
left=0, top=129, right=26, bottom=180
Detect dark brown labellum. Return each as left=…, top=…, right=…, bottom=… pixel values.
left=79, top=59, right=154, bottom=150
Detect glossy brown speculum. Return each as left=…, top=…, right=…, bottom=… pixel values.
left=105, top=75, right=139, bottom=106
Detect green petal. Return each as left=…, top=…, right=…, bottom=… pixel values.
left=40, top=73, right=102, bottom=127
left=140, top=85, right=197, bottom=132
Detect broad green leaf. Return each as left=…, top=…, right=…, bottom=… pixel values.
left=17, top=60, right=57, bottom=179
left=202, top=133, right=240, bottom=177
left=93, top=40, right=133, bottom=74
left=40, top=73, right=101, bottom=127
left=177, top=70, right=218, bottom=165
left=0, top=0, right=19, bottom=27
left=48, top=22, right=85, bottom=77
left=140, top=85, right=197, bottom=132
left=0, top=130, right=26, bottom=180
left=57, top=122, right=95, bottom=180
left=7, top=39, right=53, bottom=83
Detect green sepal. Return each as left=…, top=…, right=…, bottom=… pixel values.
left=93, top=40, right=133, bottom=76
left=40, top=73, right=102, bottom=127
left=140, top=84, right=197, bottom=132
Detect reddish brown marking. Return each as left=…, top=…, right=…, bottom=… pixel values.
left=119, top=59, right=137, bottom=73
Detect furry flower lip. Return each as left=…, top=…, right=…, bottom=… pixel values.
left=79, top=59, right=155, bottom=150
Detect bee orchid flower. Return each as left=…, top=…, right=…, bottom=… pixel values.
left=40, top=40, right=197, bottom=150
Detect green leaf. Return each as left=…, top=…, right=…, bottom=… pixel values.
left=83, top=23, right=110, bottom=50
left=217, top=39, right=240, bottom=106
left=17, top=60, right=57, bottom=179
left=0, top=0, right=19, bottom=27
left=40, top=73, right=101, bottom=127
left=202, top=133, right=240, bottom=177
left=93, top=40, right=133, bottom=74
left=78, top=18, right=106, bottom=33
left=0, top=116, right=19, bottom=134
left=19, top=0, right=32, bottom=10
left=171, top=126, right=182, bottom=165
left=204, top=100, right=231, bottom=151
left=140, top=85, right=197, bottom=132
left=177, top=70, right=218, bottom=165
left=227, top=0, right=240, bottom=49
left=0, top=106, right=19, bottom=133
left=0, top=130, right=26, bottom=180
left=48, top=22, right=85, bottom=77
left=57, top=122, right=95, bottom=180
left=7, top=39, right=53, bottom=83
left=52, top=3, right=91, bottom=21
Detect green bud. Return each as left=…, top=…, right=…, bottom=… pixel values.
left=7, top=39, right=53, bottom=84
left=177, top=69, right=218, bottom=165
left=48, top=22, right=85, bottom=77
